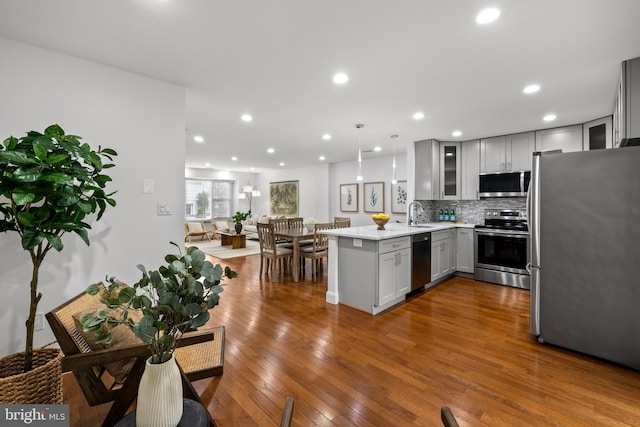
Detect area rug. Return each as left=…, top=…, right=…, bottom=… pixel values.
left=183, top=238, right=261, bottom=259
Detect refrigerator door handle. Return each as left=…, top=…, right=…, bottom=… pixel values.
left=526, top=262, right=531, bottom=274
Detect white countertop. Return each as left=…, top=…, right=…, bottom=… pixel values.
left=322, top=222, right=476, bottom=240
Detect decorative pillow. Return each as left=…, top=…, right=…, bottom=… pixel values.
left=257, top=216, right=270, bottom=224
left=214, top=221, right=229, bottom=231
left=72, top=308, right=143, bottom=384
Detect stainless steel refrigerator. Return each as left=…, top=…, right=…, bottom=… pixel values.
left=528, top=146, right=640, bottom=370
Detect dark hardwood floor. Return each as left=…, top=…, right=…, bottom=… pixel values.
left=64, top=252, right=640, bottom=426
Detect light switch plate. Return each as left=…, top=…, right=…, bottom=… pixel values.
left=142, top=179, right=155, bottom=194
left=353, top=238, right=362, bottom=247
left=157, top=202, right=172, bottom=215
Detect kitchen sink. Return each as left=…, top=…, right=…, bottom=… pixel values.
left=409, top=224, right=435, bottom=228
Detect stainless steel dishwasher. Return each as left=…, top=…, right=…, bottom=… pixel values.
left=411, top=233, right=432, bottom=291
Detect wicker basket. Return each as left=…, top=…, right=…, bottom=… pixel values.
left=0, top=347, right=63, bottom=404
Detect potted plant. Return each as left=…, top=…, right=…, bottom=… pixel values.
left=0, top=124, right=117, bottom=403
left=232, top=210, right=250, bottom=233
left=80, top=243, right=237, bottom=427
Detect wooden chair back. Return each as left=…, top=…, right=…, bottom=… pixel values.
left=279, top=397, right=295, bottom=427
left=257, top=222, right=278, bottom=252
left=312, top=222, right=334, bottom=253
left=269, top=218, right=289, bottom=243
left=287, top=217, right=304, bottom=228
left=441, top=406, right=460, bottom=427
left=333, top=216, right=351, bottom=228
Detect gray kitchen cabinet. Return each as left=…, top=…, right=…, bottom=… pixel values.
left=414, top=139, right=440, bottom=200
left=456, top=228, right=474, bottom=274
left=337, top=236, right=411, bottom=314
left=480, top=135, right=506, bottom=173
left=440, top=142, right=461, bottom=200
left=461, top=140, right=480, bottom=200
left=535, top=125, right=583, bottom=153
left=507, top=132, right=536, bottom=170
left=480, top=132, right=534, bottom=173
left=613, top=56, right=640, bottom=147
left=378, top=237, right=411, bottom=306
left=583, top=116, right=612, bottom=150
left=431, top=230, right=455, bottom=281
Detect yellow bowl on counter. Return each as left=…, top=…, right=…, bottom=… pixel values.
left=371, top=214, right=390, bottom=230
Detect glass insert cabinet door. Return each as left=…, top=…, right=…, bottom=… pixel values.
left=440, top=142, right=461, bottom=200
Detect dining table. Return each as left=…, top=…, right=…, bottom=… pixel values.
left=274, top=226, right=314, bottom=282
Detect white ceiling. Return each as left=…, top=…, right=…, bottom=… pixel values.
left=1, top=0, right=639, bottom=172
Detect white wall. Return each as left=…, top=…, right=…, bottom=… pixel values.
left=0, top=37, right=186, bottom=356
left=329, top=153, right=408, bottom=226
left=255, top=164, right=331, bottom=222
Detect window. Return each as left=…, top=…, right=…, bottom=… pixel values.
left=185, top=179, right=233, bottom=220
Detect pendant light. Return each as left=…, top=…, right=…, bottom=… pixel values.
left=390, top=134, right=398, bottom=184
left=356, top=123, right=364, bottom=181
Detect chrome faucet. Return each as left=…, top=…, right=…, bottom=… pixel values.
left=407, top=201, right=424, bottom=226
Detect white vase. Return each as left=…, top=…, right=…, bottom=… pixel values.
left=136, top=354, right=183, bottom=427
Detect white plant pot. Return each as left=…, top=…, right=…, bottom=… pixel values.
left=136, top=354, right=183, bottom=427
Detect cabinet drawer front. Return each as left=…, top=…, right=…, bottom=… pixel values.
left=379, top=237, right=410, bottom=253
left=432, top=230, right=451, bottom=243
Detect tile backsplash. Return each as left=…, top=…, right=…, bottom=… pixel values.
left=414, top=198, right=527, bottom=225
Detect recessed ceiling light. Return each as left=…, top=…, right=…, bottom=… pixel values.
left=250, top=167, right=255, bottom=171
left=279, top=162, right=285, bottom=166
left=524, top=84, right=541, bottom=94
left=231, top=156, right=238, bottom=161
left=322, top=134, right=331, bottom=141
left=193, top=135, right=204, bottom=143
left=452, top=130, right=462, bottom=137
left=543, top=114, right=557, bottom=122
left=476, top=8, right=500, bottom=24
left=333, top=72, right=349, bottom=84
left=267, top=148, right=275, bottom=154
left=374, top=146, right=382, bottom=152
left=319, top=155, right=326, bottom=161
left=205, top=162, right=210, bottom=167
left=241, top=114, right=253, bottom=122
left=413, top=112, right=425, bottom=120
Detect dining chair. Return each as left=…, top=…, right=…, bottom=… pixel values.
left=257, top=223, right=293, bottom=276
left=270, top=217, right=294, bottom=248
left=287, top=217, right=304, bottom=228
left=440, top=406, right=460, bottom=427
left=279, top=397, right=295, bottom=427
left=333, top=216, right=351, bottom=228
left=184, top=221, right=212, bottom=242
left=300, top=222, right=333, bottom=281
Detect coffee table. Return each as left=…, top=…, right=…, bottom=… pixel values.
left=218, top=231, right=247, bottom=249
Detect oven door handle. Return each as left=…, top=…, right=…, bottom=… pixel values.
left=474, top=229, right=529, bottom=238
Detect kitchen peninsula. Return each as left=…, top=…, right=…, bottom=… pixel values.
left=323, top=222, right=474, bottom=315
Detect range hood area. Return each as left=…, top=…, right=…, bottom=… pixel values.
left=615, top=56, right=640, bottom=147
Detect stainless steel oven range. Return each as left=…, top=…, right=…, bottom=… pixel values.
left=474, top=209, right=530, bottom=289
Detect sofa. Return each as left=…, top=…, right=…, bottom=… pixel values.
left=241, top=215, right=274, bottom=239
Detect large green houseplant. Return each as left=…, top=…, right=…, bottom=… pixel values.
left=80, top=243, right=237, bottom=363
left=79, top=243, right=236, bottom=427
left=0, top=124, right=117, bottom=372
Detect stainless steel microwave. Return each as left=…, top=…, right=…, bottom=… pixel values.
left=479, top=171, right=531, bottom=197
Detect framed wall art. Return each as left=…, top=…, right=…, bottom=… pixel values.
left=363, top=181, right=385, bottom=213
left=270, top=180, right=299, bottom=216
left=391, top=180, right=408, bottom=213
left=339, top=183, right=358, bottom=212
